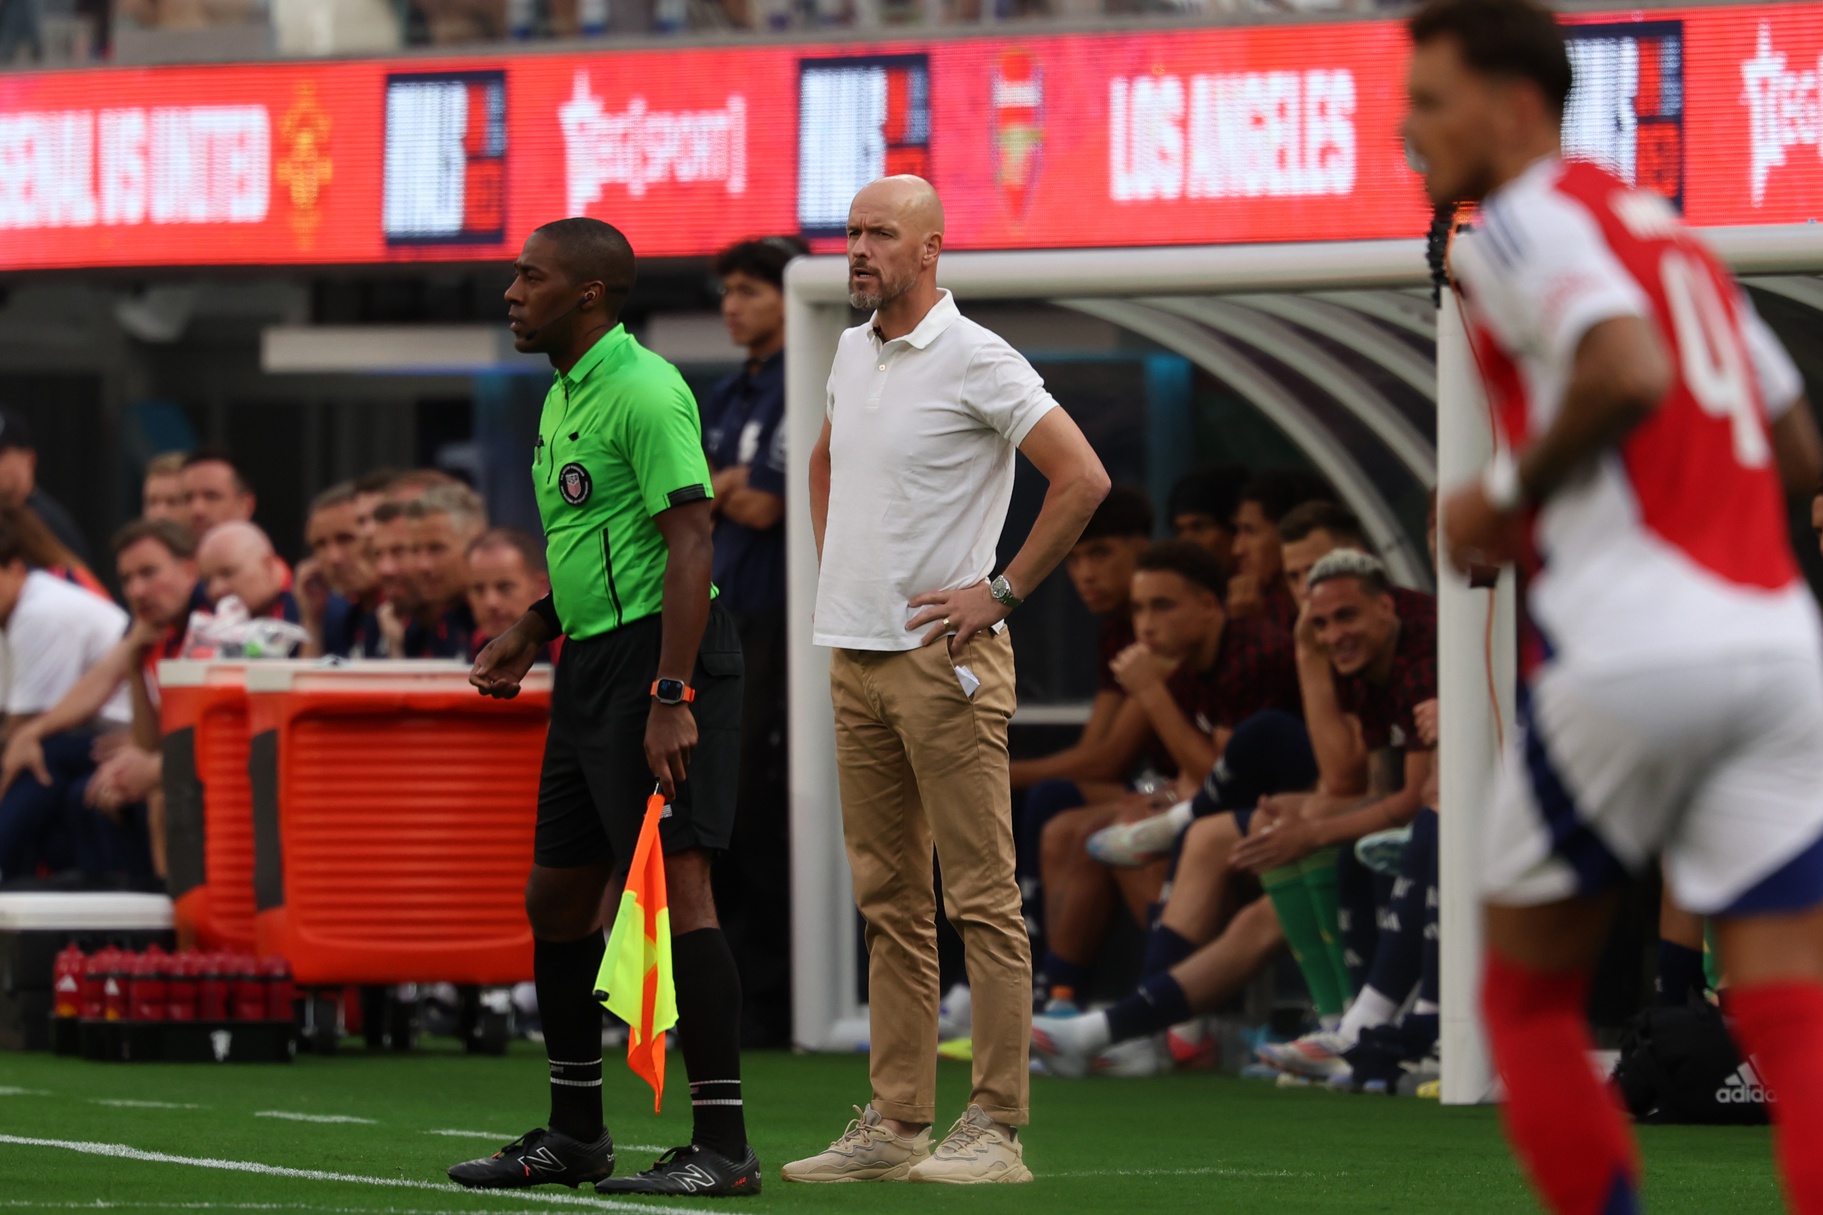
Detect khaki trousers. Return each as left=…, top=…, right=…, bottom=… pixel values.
left=830, top=629, right=1031, bottom=1126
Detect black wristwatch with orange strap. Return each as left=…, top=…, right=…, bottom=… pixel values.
left=651, top=679, right=696, bottom=706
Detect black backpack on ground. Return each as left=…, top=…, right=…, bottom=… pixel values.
left=1611, top=1000, right=1770, bottom=1126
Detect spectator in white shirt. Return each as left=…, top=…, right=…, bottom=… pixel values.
left=3, top=519, right=199, bottom=883
left=0, top=505, right=131, bottom=884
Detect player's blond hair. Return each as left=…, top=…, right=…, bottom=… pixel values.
left=1306, top=548, right=1392, bottom=597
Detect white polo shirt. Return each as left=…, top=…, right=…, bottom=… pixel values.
left=4, top=570, right=131, bottom=725
left=814, top=290, right=1058, bottom=651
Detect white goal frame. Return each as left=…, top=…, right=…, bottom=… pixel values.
left=783, top=226, right=1823, bottom=1105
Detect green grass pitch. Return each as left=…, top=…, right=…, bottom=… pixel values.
left=0, top=1043, right=1787, bottom=1213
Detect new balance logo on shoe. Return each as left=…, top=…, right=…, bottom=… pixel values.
left=672, top=1164, right=718, bottom=1193
left=523, top=1146, right=567, bottom=1176
left=1716, top=1059, right=1777, bottom=1105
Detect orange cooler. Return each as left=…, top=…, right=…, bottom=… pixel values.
left=159, top=660, right=271, bottom=952
left=245, top=662, right=551, bottom=986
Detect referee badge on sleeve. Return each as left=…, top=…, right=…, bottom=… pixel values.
left=559, top=462, right=593, bottom=506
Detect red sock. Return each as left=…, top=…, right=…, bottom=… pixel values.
left=1483, top=954, right=1638, bottom=1215
left=1725, top=981, right=1823, bottom=1213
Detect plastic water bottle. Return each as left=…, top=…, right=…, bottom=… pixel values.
left=80, top=948, right=109, bottom=1021
left=264, top=956, right=295, bottom=1023
left=167, top=951, right=199, bottom=1022
left=103, top=948, right=131, bottom=1022
left=130, top=947, right=169, bottom=1022
left=580, top=0, right=608, bottom=35
left=232, top=954, right=266, bottom=1022
left=198, top=953, right=229, bottom=1021
left=52, top=945, right=85, bottom=1020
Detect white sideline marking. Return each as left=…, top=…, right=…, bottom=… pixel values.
left=255, top=1112, right=378, bottom=1125
left=423, top=1131, right=526, bottom=1140
left=422, top=1132, right=668, bottom=1153
left=1, top=1196, right=492, bottom=1204
left=0, top=1086, right=50, bottom=1096
left=0, top=1135, right=690, bottom=1213
left=1, top=1205, right=491, bottom=1214
left=94, top=1099, right=204, bottom=1110
left=1053, top=1165, right=1331, bottom=1179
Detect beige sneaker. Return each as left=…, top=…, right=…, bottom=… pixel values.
left=908, top=1105, right=1033, bottom=1184
left=780, top=1104, right=931, bottom=1183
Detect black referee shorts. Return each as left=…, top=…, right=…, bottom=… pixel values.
left=534, top=602, right=743, bottom=869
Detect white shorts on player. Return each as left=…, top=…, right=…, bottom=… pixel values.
left=1483, top=643, right=1823, bottom=917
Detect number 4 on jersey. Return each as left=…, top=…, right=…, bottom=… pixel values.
left=1658, top=248, right=1770, bottom=469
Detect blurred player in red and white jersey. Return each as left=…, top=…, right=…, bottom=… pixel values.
left=1448, top=147, right=1809, bottom=679
left=1414, top=1, right=1823, bottom=1211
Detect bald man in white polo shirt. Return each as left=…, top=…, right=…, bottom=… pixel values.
left=785, top=176, right=1108, bottom=1186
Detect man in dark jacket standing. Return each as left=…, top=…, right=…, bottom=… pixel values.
left=700, top=235, right=805, bottom=1049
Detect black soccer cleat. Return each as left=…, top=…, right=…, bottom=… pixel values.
left=447, top=1126, right=615, bottom=1189
left=595, top=1143, right=762, bottom=1197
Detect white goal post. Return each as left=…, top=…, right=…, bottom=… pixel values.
left=782, top=226, right=1823, bottom=1106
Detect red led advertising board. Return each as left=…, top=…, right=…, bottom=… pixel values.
left=0, top=2, right=1817, bottom=271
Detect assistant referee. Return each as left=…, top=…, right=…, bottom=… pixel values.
left=449, top=218, right=759, bottom=1197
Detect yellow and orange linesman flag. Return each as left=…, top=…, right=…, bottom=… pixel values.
left=593, top=788, right=677, bottom=1112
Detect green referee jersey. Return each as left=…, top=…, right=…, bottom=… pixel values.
left=534, top=324, right=716, bottom=641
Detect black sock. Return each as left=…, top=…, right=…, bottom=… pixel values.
left=1041, top=953, right=1093, bottom=1005
left=1141, top=925, right=1196, bottom=979
left=536, top=933, right=606, bottom=1141
left=1336, top=848, right=1385, bottom=993
left=1105, top=973, right=1192, bottom=1044
left=672, top=928, right=747, bottom=1159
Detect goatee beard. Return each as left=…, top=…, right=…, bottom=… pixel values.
left=850, top=272, right=910, bottom=313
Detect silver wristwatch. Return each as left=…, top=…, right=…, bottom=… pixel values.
left=989, top=575, right=1022, bottom=610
